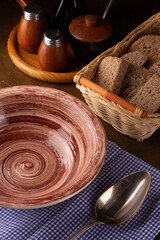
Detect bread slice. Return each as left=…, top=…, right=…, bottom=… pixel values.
left=121, top=51, right=147, bottom=67
left=145, top=53, right=160, bottom=68
left=149, top=60, right=160, bottom=76
left=129, top=35, right=160, bottom=59
left=94, top=56, right=129, bottom=94
left=120, top=64, right=152, bottom=100
left=129, top=73, right=160, bottom=113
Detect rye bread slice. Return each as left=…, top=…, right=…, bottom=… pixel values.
left=121, top=51, right=148, bottom=67
left=145, top=53, right=160, bottom=69
left=94, top=56, right=129, bottom=95
left=129, top=73, right=160, bottom=114
left=129, top=35, right=160, bottom=60
left=120, top=64, right=152, bottom=100
left=149, top=60, right=160, bottom=76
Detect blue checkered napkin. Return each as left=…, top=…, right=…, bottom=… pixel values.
left=0, top=141, right=160, bottom=240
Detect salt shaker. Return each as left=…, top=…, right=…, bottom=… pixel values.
left=17, top=4, right=48, bottom=53
left=38, top=29, right=68, bottom=72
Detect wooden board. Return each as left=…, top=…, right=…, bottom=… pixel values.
left=7, top=25, right=83, bottom=83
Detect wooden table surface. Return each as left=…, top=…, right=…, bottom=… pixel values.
left=0, top=0, right=160, bottom=239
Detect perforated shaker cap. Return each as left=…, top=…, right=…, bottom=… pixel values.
left=23, top=4, right=43, bottom=21
left=43, top=30, right=64, bottom=48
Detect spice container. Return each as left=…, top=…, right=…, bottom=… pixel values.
left=69, top=14, right=112, bottom=62
left=38, top=29, right=68, bottom=72
left=17, top=4, right=48, bottom=53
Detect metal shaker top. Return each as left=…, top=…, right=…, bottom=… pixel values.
left=23, top=4, right=44, bottom=21
left=43, top=30, right=64, bottom=48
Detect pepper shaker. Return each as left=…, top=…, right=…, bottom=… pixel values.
left=17, top=4, right=48, bottom=53
left=38, top=29, right=68, bottom=72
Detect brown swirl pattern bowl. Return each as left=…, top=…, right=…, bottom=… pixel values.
left=0, top=86, right=106, bottom=208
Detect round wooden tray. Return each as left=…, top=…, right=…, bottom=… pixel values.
left=7, top=25, right=83, bottom=83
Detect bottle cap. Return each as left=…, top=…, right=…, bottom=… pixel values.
left=23, top=4, right=43, bottom=21
left=43, top=30, right=64, bottom=47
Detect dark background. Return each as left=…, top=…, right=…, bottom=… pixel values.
left=1, top=0, right=160, bottom=41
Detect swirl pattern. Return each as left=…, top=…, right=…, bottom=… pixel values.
left=0, top=86, right=106, bottom=208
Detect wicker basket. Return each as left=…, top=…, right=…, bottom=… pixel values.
left=73, top=12, right=160, bottom=141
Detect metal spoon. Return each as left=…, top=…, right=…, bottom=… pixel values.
left=67, top=171, right=151, bottom=240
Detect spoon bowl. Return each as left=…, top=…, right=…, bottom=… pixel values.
left=67, top=171, right=151, bottom=240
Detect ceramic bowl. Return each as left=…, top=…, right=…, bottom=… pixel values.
left=0, top=86, right=106, bottom=208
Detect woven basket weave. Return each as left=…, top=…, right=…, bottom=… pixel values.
left=73, top=12, right=160, bottom=141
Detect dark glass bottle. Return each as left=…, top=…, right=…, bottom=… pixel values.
left=49, top=0, right=89, bottom=39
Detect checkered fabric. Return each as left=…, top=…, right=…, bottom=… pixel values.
left=0, top=140, right=160, bottom=240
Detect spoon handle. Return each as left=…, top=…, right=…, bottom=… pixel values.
left=67, top=219, right=100, bottom=240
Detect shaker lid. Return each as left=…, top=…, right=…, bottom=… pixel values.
left=23, top=4, right=43, bottom=21
left=43, top=29, right=64, bottom=47
left=69, top=14, right=112, bottom=42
